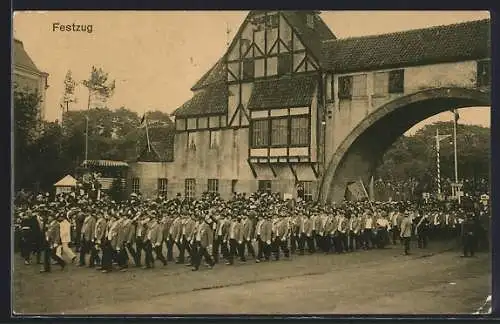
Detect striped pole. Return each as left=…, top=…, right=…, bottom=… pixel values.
left=436, top=128, right=441, bottom=195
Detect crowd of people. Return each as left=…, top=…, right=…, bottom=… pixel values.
left=14, top=188, right=490, bottom=274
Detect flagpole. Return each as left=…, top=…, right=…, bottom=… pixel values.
left=360, top=179, right=375, bottom=210
left=453, top=110, right=458, bottom=183
left=453, top=110, right=460, bottom=204
left=436, top=128, right=441, bottom=196
left=144, top=111, right=151, bottom=152
left=85, top=115, right=89, bottom=162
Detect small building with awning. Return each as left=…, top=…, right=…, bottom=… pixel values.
left=77, top=160, right=129, bottom=191
left=54, top=174, right=77, bottom=194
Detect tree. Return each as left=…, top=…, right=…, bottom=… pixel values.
left=13, top=87, right=41, bottom=190
left=61, top=70, right=77, bottom=113
left=82, top=66, right=116, bottom=109
left=375, top=121, right=490, bottom=197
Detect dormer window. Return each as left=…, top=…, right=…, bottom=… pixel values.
left=266, top=14, right=279, bottom=29
left=306, top=14, right=314, bottom=29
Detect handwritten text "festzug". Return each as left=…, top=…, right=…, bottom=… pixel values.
left=52, top=23, right=93, bottom=33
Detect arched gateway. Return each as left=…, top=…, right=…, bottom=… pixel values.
left=319, top=87, right=491, bottom=203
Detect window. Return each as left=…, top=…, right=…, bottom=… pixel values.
left=278, top=53, right=292, bottom=75
left=388, top=69, right=404, bottom=93
left=187, top=132, right=197, bottom=150
left=271, top=118, right=288, bottom=146
left=231, top=179, right=238, bottom=194
left=297, top=181, right=313, bottom=201
left=373, top=72, right=389, bottom=96
left=477, top=60, right=491, bottom=87
left=187, top=118, right=197, bottom=129
left=207, top=179, right=219, bottom=193
left=131, top=177, right=140, bottom=194
left=306, top=14, right=314, bottom=29
left=352, top=74, right=367, bottom=97
left=176, top=118, right=186, bottom=131
left=290, top=116, right=309, bottom=146
left=242, top=59, right=254, bottom=80
left=267, top=56, right=278, bottom=76
left=258, top=180, right=272, bottom=193
left=185, top=179, right=196, bottom=200
left=157, top=178, right=168, bottom=197
left=251, top=119, right=269, bottom=147
left=326, top=74, right=333, bottom=101
left=338, top=76, right=353, bottom=99
left=208, top=115, right=220, bottom=129
left=255, top=58, right=265, bottom=78
left=209, top=130, right=220, bottom=149
left=266, top=14, right=279, bottom=29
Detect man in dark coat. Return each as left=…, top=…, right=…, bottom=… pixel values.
left=462, top=212, right=478, bottom=257
left=28, top=209, right=45, bottom=264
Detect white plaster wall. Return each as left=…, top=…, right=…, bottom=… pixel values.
left=327, top=60, right=479, bottom=156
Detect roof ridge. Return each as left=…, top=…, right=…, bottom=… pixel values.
left=322, top=18, right=490, bottom=44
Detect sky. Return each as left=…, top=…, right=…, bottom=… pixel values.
left=12, top=10, right=491, bottom=134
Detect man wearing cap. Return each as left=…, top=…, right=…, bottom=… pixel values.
left=322, top=209, right=334, bottom=253
left=313, top=209, right=323, bottom=252
left=136, top=212, right=149, bottom=267
left=400, top=212, right=412, bottom=255
left=123, top=212, right=138, bottom=266
left=19, top=211, right=34, bottom=265
left=226, top=214, right=242, bottom=265
left=161, top=210, right=175, bottom=262
left=177, top=213, right=190, bottom=265
left=415, top=212, right=430, bottom=249
left=289, top=211, right=300, bottom=255
left=347, top=211, right=359, bottom=252
left=144, top=215, right=167, bottom=268
left=29, top=209, right=45, bottom=265
left=101, top=214, right=120, bottom=273
left=192, top=215, right=215, bottom=271
left=335, top=211, right=348, bottom=253
left=241, top=211, right=256, bottom=262
left=273, top=211, right=290, bottom=261
left=91, top=211, right=106, bottom=268
left=78, top=209, right=96, bottom=267
left=170, top=212, right=183, bottom=264
left=58, top=213, right=77, bottom=263
left=116, top=213, right=131, bottom=270
left=362, top=210, right=374, bottom=250
left=40, top=213, right=66, bottom=273
left=213, top=213, right=229, bottom=263
left=254, top=214, right=265, bottom=262
left=260, top=214, right=273, bottom=261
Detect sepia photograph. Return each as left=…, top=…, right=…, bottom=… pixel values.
left=12, top=10, right=491, bottom=315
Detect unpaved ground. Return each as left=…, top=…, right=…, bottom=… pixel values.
left=13, top=240, right=490, bottom=315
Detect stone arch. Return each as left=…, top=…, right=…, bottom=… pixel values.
left=320, top=87, right=490, bottom=203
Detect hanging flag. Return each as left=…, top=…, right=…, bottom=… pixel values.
left=450, top=109, right=460, bottom=122
left=140, top=113, right=146, bottom=127
left=346, top=181, right=367, bottom=201
left=369, top=176, right=375, bottom=201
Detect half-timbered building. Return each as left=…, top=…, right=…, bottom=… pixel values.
left=128, top=11, right=490, bottom=202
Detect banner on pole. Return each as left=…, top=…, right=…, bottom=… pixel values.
left=345, top=180, right=368, bottom=201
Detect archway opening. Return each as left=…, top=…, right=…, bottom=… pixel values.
left=322, top=87, right=490, bottom=203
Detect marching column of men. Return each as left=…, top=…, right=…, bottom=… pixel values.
left=16, top=194, right=489, bottom=274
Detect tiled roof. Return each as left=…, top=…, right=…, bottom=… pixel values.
left=321, top=19, right=490, bottom=73
left=13, top=39, right=42, bottom=73
left=173, top=82, right=228, bottom=117
left=248, top=73, right=318, bottom=110
left=282, top=11, right=336, bottom=62
left=191, top=57, right=227, bottom=91
left=138, top=127, right=175, bottom=162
